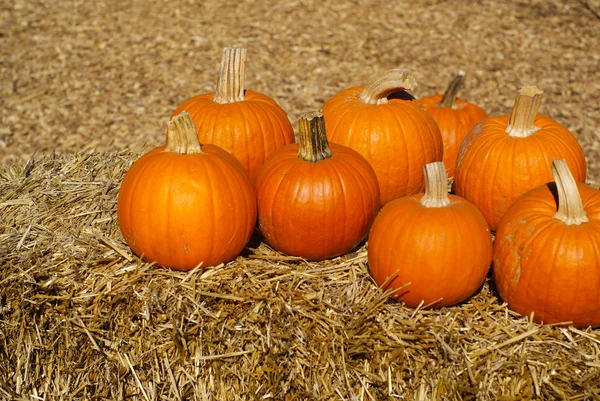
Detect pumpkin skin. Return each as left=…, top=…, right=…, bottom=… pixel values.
left=256, top=112, right=380, bottom=261
left=322, top=69, right=443, bottom=206
left=454, top=86, right=586, bottom=231
left=172, top=48, right=294, bottom=182
left=493, top=161, right=600, bottom=327
left=419, top=73, right=487, bottom=178
left=368, top=162, right=492, bottom=308
left=117, top=113, right=257, bottom=271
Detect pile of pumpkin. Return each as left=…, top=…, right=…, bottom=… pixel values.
left=117, top=48, right=600, bottom=328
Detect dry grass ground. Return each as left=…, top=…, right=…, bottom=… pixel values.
left=2, top=0, right=600, bottom=400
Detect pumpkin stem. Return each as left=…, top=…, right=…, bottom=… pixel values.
left=213, top=47, right=246, bottom=104
left=297, top=111, right=332, bottom=163
left=359, top=68, right=417, bottom=105
left=552, top=159, right=588, bottom=225
left=421, top=162, right=451, bottom=208
left=439, top=70, right=465, bottom=108
left=165, top=111, right=203, bottom=154
left=506, top=86, right=543, bottom=138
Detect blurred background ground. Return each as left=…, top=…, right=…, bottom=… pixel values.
left=2, top=1, right=600, bottom=400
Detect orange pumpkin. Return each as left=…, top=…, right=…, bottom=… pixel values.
left=368, top=162, right=492, bottom=308
left=256, top=111, right=380, bottom=260
left=419, top=71, right=487, bottom=178
left=322, top=69, right=443, bottom=206
left=117, top=112, right=257, bottom=271
left=494, top=159, right=600, bottom=327
left=454, top=86, right=587, bottom=231
left=172, top=47, right=295, bottom=182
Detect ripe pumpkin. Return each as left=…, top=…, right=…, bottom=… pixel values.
left=494, top=159, right=600, bottom=327
left=256, top=111, right=380, bottom=260
left=117, top=112, right=257, bottom=271
left=419, top=71, right=488, bottom=178
left=322, top=69, right=443, bottom=206
left=454, top=86, right=587, bottom=231
left=368, top=162, right=493, bottom=308
left=172, top=47, right=295, bottom=182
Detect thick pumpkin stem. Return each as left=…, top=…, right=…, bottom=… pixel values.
left=297, top=111, right=332, bottom=163
left=552, top=159, right=588, bottom=225
left=359, top=69, right=417, bottom=105
left=506, top=86, right=543, bottom=138
left=213, top=47, right=246, bottom=104
left=439, top=71, right=465, bottom=108
left=421, top=162, right=451, bottom=208
left=165, top=112, right=203, bottom=154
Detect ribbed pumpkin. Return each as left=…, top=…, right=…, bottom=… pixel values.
left=454, top=86, right=587, bottom=231
left=368, top=162, right=493, bottom=308
left=117, top=112, right=257, bottom=271
left=172, top=47, right=295, bottom=182
left=419, top=71, right=488, bottom=178
left=322, top=69, right=443, bottom=206
left=256, top=111, right=380, bottom=260
left=494, top=159, right=600, bottom=328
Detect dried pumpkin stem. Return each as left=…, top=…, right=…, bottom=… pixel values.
left=213, top=47, right=246, bottom=104
left=421, top=162, right=451, bottom=208
left=359, top=68, right=417, bottom=105
left=552, top=159, right=588, bottom=225
left=165, top=111, right=203, bottom=154
left=297, top=111, right=332, bottom=163
left=439, top=70, right=465, bottom=108
left=506, top=86, right=543, bottom=138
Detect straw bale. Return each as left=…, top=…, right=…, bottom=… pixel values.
left=2, top=151, right=600, bottom=400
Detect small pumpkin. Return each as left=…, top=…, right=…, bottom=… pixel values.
left=117, top=112, right=257, bottom=271
left=256, top=111, right=380, bottom=260
left=322, top=69, right=443, bottom=206
left=419, top=71, right=488, bottom=178
left=454, top=86, right=587, bottom=231
left=494, top=159, right=600, bottom=328
left=172, top=47, right=295, bottom=182
left=368, top=162, right=493, bottom=308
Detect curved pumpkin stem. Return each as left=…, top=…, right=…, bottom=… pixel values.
left=552, top=159, right=588, bottom=225
left=165, top=111, right=203, bottom=154
left=359, top=69, right=417, bottom=105
left=506, top=86, right=543, bottom=138
left=439, top=70, right=465, bottom=108
left=213, top=47, right=246, bottom=104
left=421, top=162, right=451, bottom=208
left=297, top=111, right=332, bottom=163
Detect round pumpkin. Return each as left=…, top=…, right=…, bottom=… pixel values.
left=322, top=69, right=443, bottom=206
left=117, top=112, right=257, bottom=271
left=419, top=71, right=487, bottom=178
left=368, top=162, right=493, bottom=308
left=172, top=47, right=295, bottom=182
left=256, top=111, right=380, bottom=260
left=494, top=159, right=600, bottom=327
left=454, top=86, right=587, bottom=231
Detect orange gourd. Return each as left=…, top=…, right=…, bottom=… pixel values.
left=419, top=71, right=487, bottom=178
left=256, top=111, right=380, bottom=261
left=368, top=162, right=492, bottom=308
left=454, top=86, right=587, bottom=231
left=322, top=69, right=443, bottom=206
left=117, top=112, right=257, bottom=271
left=172, top=47, right=295, bottom=182
left=494, top=159, right=600, bottom=328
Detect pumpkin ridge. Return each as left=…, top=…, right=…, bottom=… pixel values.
left=250, top=94, right=292, bottom=149
left=387, top=105, right=411, bottom=195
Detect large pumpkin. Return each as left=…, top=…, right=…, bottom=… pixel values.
left=256, top=111, right=380, bottom=260
left=172, top=47, right=295, bottom=182
left=494, top=159, right=600, bottom=328
left=322, top=69, right=443, bottom=206
left=368, top=162, right=492, bottom=308
left=419, top=71, right=487, bottom=178
left=117, top=112, right=257, bottom=271
left=454, top=86, right=586, bottom=231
